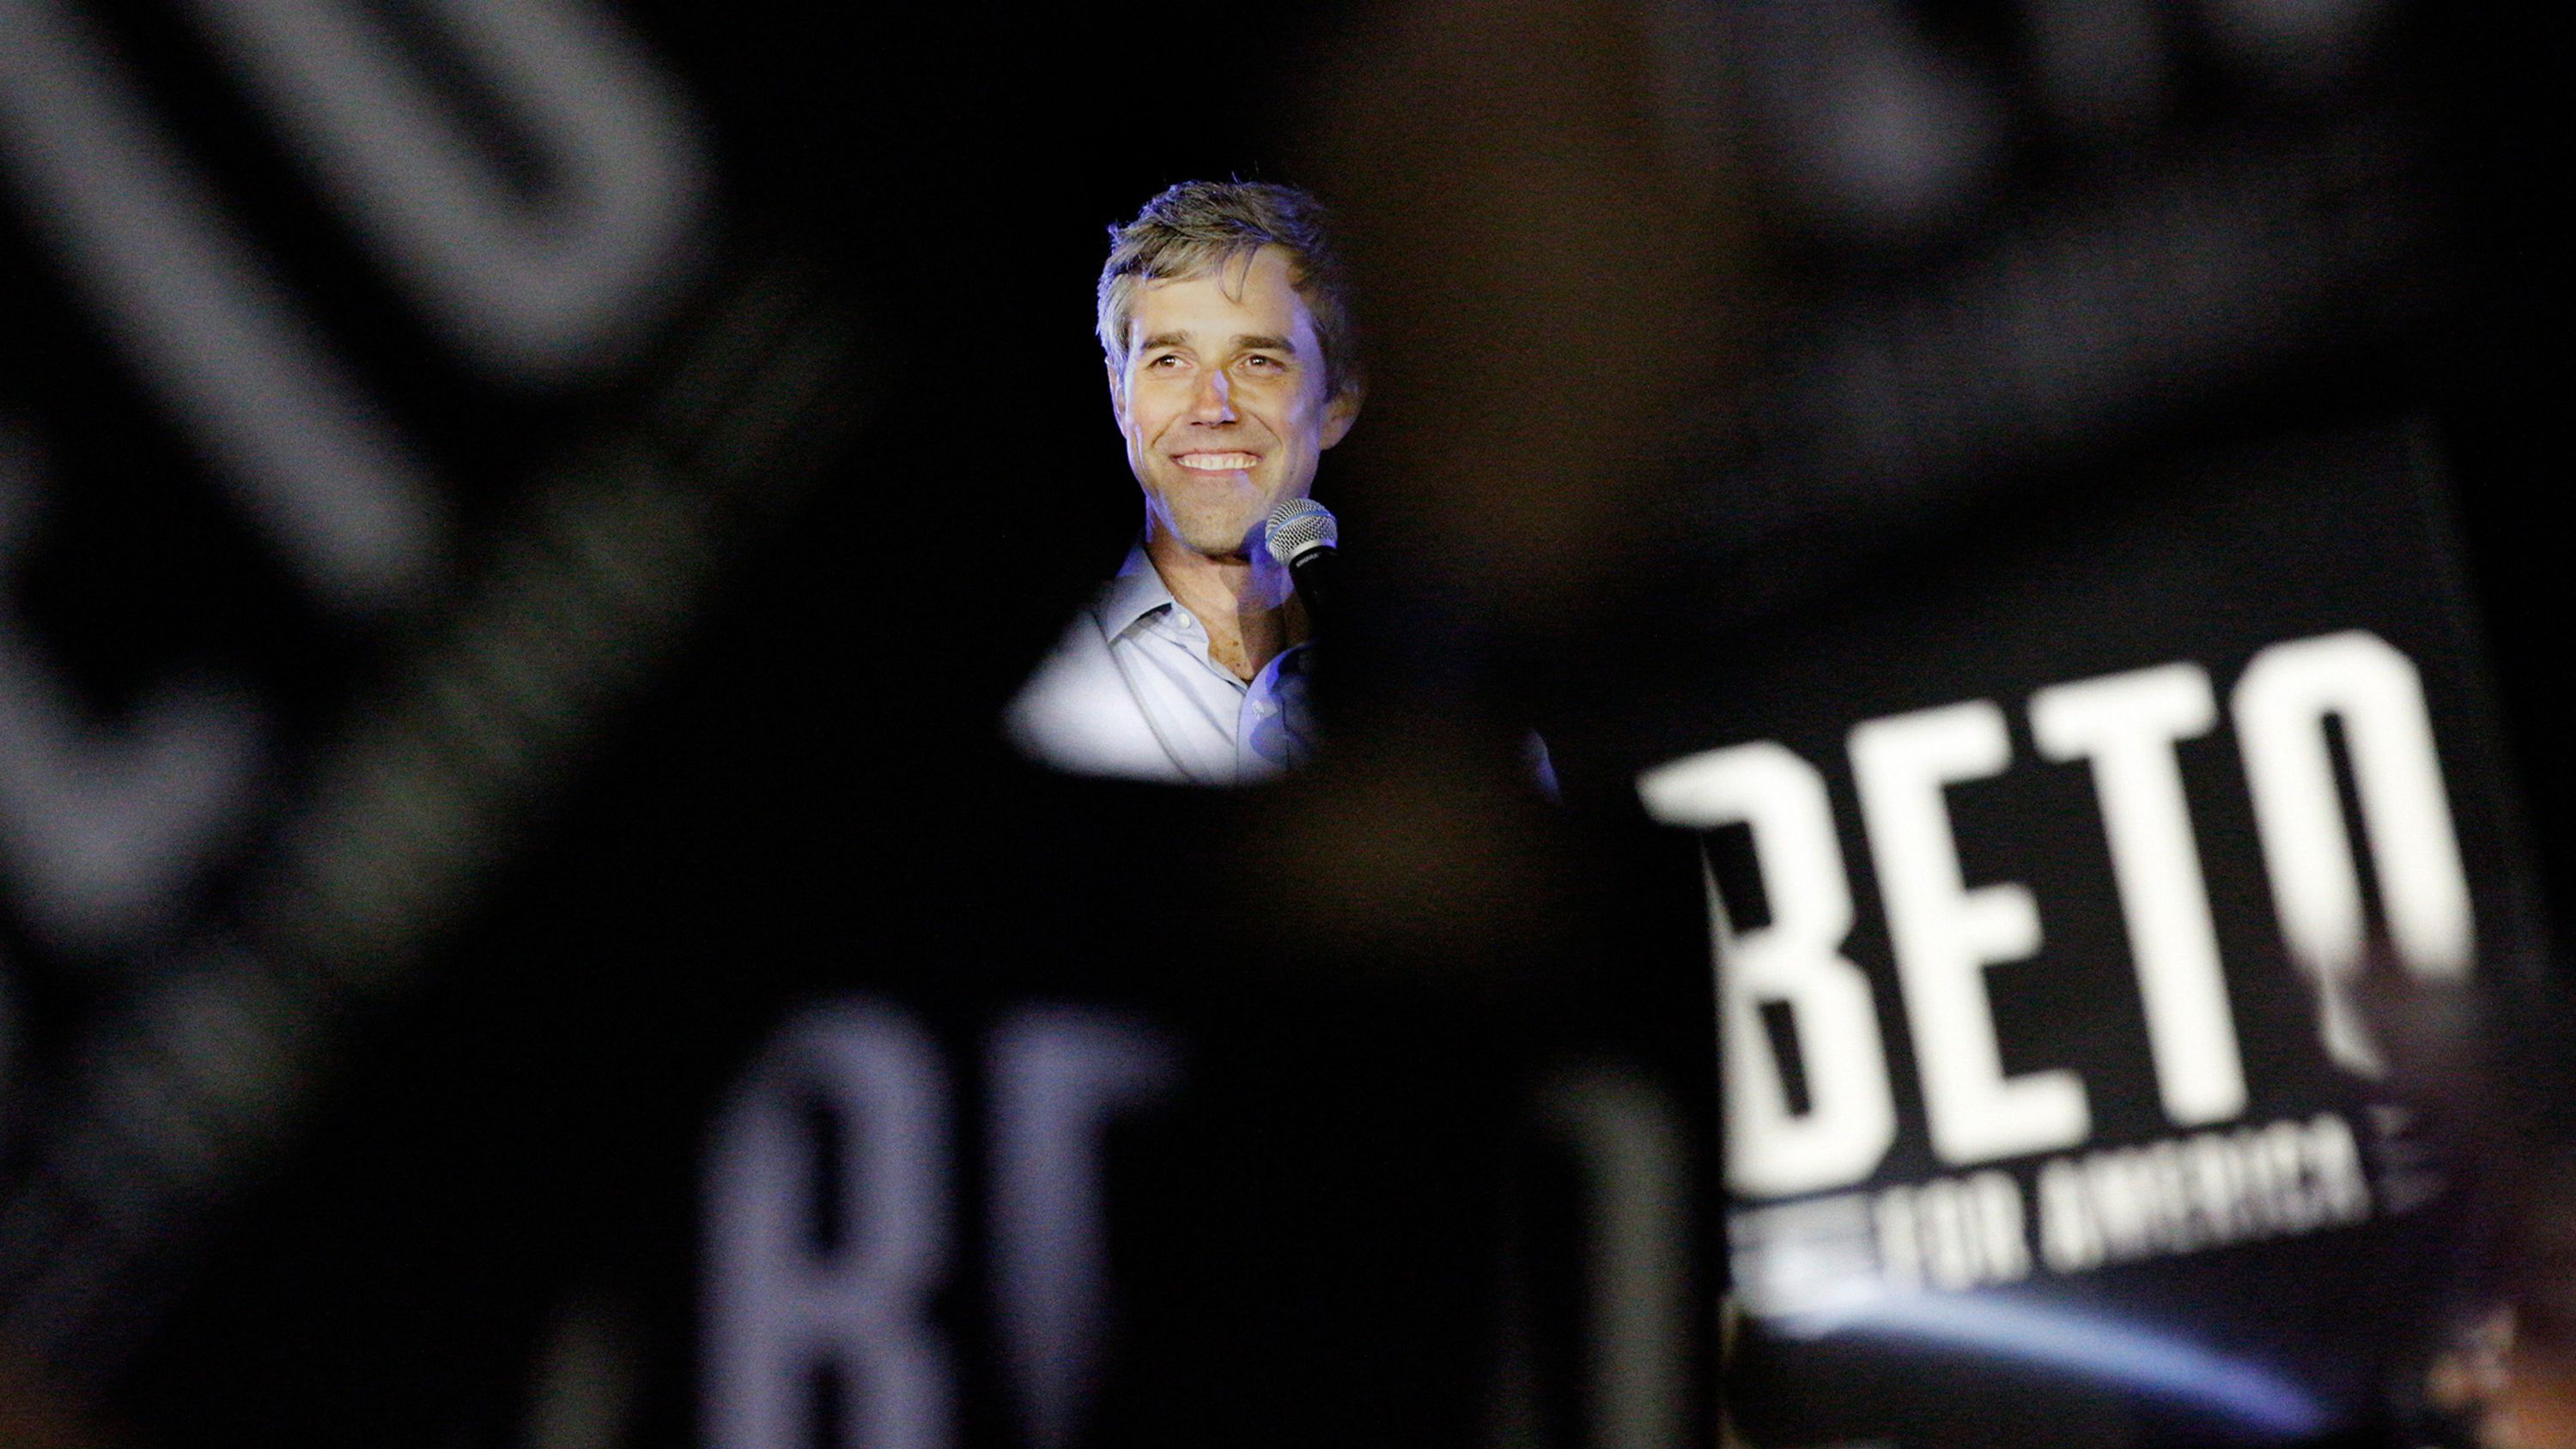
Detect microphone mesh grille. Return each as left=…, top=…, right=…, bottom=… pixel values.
left=1265, top=498, right=1339, bottom=566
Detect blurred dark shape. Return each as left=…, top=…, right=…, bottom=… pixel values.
left=1257, top=0, right=1757, bottom=975
left=1305, top=0, right=1753, bottom=642
left=2363, top=961, right=2576, bottom=1447
left=1248, top=724, right=1571, bottom=973
left=0, top=1349, right=112, bottom=1448
left=1741, top=1, right=2006, bottom=238
left=2427, top=1304, right=2576, bottom=1449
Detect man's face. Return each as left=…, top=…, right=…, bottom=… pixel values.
left=1112, top=246, right=1358, bottom=561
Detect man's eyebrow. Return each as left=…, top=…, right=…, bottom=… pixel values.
left=1136, top=330, right=1192, bottom=352
left=1234, top=334, right=1297, bottom=354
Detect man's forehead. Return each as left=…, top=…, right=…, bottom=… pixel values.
left=1149, top=240, right=1284, bottom=293
left=1129, top=252, right=1317, bottom=338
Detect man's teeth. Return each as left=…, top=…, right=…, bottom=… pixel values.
left=1177, top=452, right=1259, bottom=470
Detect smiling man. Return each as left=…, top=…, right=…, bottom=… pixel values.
left=1007, top=181, right=1363, bottom=785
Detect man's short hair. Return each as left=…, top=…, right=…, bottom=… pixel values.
left=1097, top=179, right=1362, bottom=403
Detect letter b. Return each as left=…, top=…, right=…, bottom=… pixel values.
left=1641, top=742, right=1896, bottom=1198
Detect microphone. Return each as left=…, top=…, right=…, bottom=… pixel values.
left=1265, top=497, right=1337, bottom=618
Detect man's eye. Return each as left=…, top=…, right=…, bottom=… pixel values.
left=1242, top=355, right=1283, bottom=371
left=1147, top=355, right=1185, bottom=370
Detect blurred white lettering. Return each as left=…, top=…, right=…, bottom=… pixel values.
left=0, top=428, right=265, bottom=950
left=706, top=1001, right=1178, bottom=1449
left=1741, top=0, right=2384, bottom=233
left=987, top=1009, right=1176, bottom=1449
left=0, top=0, right=440, bottom=609
left=2030, top=663, right=2245, bottom=1125
left=1643, top=630, right=2473, bottom=1197
left=184, top=0, right=708, bottom=382
left=705, top=1003, right=954, bottom=1449
left=2233, top=630, right=2472, bottom=1076
left=1638, top=743, right=1896, bottom=1199
left=1874, top=1169, right=2028, bottom=1292
left=1852, top=700, right=2087, bottom=1166
left=2037, top=1112, right=2371, bottom=1272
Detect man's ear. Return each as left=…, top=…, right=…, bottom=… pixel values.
left=1105, top=358, right=1129, bottom=433
left=1320, top=387, right=1363, bottom=450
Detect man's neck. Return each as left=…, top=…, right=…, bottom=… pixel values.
left=1144, top=530, right=1304, bottom=683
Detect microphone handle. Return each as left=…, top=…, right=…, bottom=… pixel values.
left=1286, top=546, right=1332, bottom=624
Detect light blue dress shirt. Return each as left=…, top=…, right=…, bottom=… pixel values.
left=1007, top=548, right=1314, bottom=786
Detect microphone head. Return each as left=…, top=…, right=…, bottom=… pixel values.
left=1265, top=497, right=1339, bottom=568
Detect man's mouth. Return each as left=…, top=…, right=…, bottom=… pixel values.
left=1173, top=451, right=1261, bottom=472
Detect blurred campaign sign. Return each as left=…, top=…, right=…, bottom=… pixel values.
left=1535, top=3, right=2545, bottom=1440
left=1634, top=419, right=2526, bottom=1447
left=0, top=0, right=865, bottom=1381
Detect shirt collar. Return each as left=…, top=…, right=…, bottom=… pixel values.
left=1093, top=543, right=1177, bottom=640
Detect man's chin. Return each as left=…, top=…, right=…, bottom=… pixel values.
left=1157, top=509, right=1267, bottom=561
left=1176, top=528, right=1261, bottom=561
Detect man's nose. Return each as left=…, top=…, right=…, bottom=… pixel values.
left=1189, top=367, right=1236, bottom=422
